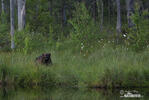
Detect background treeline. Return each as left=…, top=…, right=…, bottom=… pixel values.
left=0, top=0, right=149, bottom=53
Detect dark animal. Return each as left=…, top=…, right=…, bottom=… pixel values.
left=35, top=53, right=52, bottom=65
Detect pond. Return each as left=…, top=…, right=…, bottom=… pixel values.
left=0, top=87, right=148, bottom=100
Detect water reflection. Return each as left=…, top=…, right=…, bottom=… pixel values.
left=0, top=87, right=148, bottom=100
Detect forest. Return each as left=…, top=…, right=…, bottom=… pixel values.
left=0, top=0, right=149, bottom=88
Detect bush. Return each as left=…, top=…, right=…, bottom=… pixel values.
left=126, top=9, right=149, bottom=51
left=0, top=23, right=10, bottom=51
left=69, top=3, right=103, bottom=54
left=14, top=26, right=51, bottom=54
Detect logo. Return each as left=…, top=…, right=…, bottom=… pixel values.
left=120, top=90, right=143, bottom=98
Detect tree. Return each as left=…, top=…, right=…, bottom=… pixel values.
left=1, top=0, right=5, bottom=23
left=116, top=0, right=121, bottom=36
left=10, top=0, right=15, bottom=49
left=97, top=0, right=103, bottom=31
left=126, top=0, right=134, bottom=28
left=92, top=0, right=98, bottom=21
left=62, top=1, right=67, bottom=26
left=1, top=0, right=4, bottom=13
left=48, top=0, right=53, bottom=16
left=18, top=0, right=26, bottom=31
left=81, top=0, right=85, bottom=3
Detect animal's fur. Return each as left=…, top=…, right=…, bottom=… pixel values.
left=35, top=53, right=52, bottom=65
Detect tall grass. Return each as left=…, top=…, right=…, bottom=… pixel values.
left=1, top=45, right=149, bottom=88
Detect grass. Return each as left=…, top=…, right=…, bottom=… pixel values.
left=1, top=44, right=149, bottom=88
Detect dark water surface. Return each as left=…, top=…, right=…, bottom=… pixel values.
left=0, top=87, right=149, bottom=100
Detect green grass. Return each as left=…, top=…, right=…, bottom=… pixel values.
left=1, top=44, right=149, bottom=88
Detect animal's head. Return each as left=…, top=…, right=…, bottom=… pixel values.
left=46, top=53, right=51, bottom=57
left=43, top=53, right=51, bottom=61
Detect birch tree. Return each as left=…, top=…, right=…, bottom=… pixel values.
left=116, top=0, right=121, bottom=35
left=1, top=0, right=5, bottom=23
left=1, top=0, right=4, bottom=13
left=18, top=0, right=26, bottom=31
left=10, top=0, right=15, bottom=49
left=97, top=0, right=103, bottom=31
left=126, top=0, right=134, bottom=28
left=62, top=1, right=67, bottom=26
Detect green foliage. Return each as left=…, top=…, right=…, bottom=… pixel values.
left=69, top=3, right=102, bottom=53
left=14, top=25, right=52, bottom=53
left=0, top=0, right=148, bottom=52
left=23, top=37, right=30, bottom=54
left=0, top=11, right=8, bottom=24
left=126, top=9, right=149, bottom=51
left=26, top=0, right=49, bottom=32
left=0, top=23, right=10, bottom=51
left=26, top=0, right=64, bottom=41
left=26, top=0, right=59, bottom=37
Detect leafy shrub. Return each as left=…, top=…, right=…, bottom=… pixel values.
left=0, top=11, right=8, bottom=24
left=125, top=9, right=149, bottom=51
left=26, top=0, right=62, bottom=40
left=14, top=25, right=51, bottom=53
left=0, top=24, right=10, bottom=51
left=69, top=3, right=102, bottom=53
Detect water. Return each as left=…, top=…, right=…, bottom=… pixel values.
left=0, top=87, right=148, bottom=100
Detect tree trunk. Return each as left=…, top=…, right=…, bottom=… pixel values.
left=126, top=0, right=134, bottom=28
left=98, top=0, right=103, bottom=31
left=48, top=0, right=53, bottom=16
left=81, top=0, right=85, bottom=3
left=62, top=1, right=67, bottom=27
left=62, top=6, right=67, bottom=25
left=1, top=0, right=5, bottom=23
left=14, top=0, right=17, bottom=8
left=1, top=0, right=4, bottom=13
left=108, top=0, right=111, bottom=24
left=116, top=0, right=121, bottom=35
left=17, top=0, right=26, bottom=31
left=10, top=0, right=15, bottom=49
left=111, top=0, right=115, bottom=24
left=93, top=0, right=98, bottom=21
left=96, top=0, right=104, bottom=31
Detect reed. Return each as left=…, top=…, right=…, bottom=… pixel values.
left=0, top=45, right=149, bottom=88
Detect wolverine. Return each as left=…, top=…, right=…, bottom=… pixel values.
left=35, top=53, right=52, bottom=65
